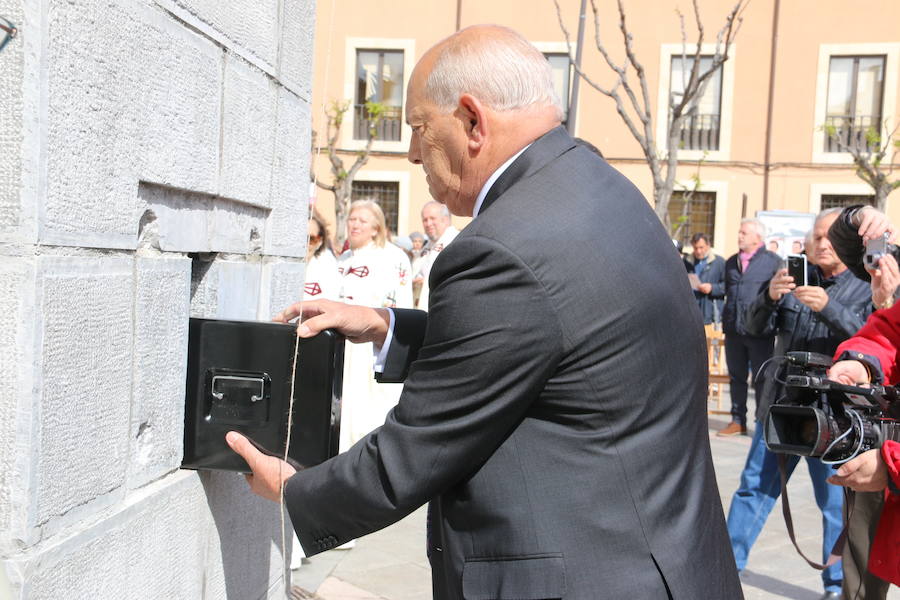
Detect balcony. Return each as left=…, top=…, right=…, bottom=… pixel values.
left=677, top=113, right=720, bottom=152
left=353, top=104, right=403, bottom=142
left=824, top=114, right=881, bottom=153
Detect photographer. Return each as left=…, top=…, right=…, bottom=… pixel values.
left=826, top=204, right=900, bottom=592
left=726, top=208, right=873, bottom=600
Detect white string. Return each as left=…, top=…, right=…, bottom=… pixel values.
left=280, top=0, right=338, bottom=588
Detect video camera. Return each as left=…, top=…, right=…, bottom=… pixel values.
left=764, top=351, right=900, bottom=464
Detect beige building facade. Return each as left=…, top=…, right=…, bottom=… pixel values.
left=310, top=0, right=900, bottom=258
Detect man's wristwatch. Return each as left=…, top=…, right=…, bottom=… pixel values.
left=877, top=296, right=895, bottom=310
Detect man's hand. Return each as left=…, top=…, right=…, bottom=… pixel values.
left=827, top=360, right=871, bottom=386
left=225, top=432, right=296, bottom=502
left=274, top=299, right=391, bottom=345
left=793, top=285, right=829, bottom=312
left=697, top=282, right=712, bottom=295
left=827, top=449, right=888, bottom=492
left=853, top=206, right=894, bottom=243
left=768, top=268, right=795, bottom=302
left=871, top=254, right=900, bottom=308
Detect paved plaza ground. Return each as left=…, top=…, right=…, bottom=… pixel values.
left=289, top=412, right=900, bottom=600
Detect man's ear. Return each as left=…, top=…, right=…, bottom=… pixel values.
left=458, top=93, right=488, bottom=152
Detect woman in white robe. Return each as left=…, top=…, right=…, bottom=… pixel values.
left=337, top=200, right=413, bottom=451
left=303, top=213, right=340, bottom=301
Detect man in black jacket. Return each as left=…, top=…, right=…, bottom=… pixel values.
left=719, top=219, right=781, bottom=436
left=727, top=208, right=873, bottom=600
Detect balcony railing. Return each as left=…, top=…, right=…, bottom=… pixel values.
left=677, top=113, right=720, bottom=151
left=824, top=114, right=881, bottom=153
left=353, top=104, right=403, bottom=142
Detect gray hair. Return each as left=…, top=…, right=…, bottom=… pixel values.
left=815, top=207, right=843, bottom=224
left=740, top=218, right=766, bottom=238
left=422, top=201, right=450, bottom=219
left=424, top=26, right=564, bottom=120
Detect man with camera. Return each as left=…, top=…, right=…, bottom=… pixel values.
left=727, top=208, right=874, bottom=600
left=824, top=204, right=900, bottom=594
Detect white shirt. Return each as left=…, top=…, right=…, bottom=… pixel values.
left=303, top=250, right=340, bottom=301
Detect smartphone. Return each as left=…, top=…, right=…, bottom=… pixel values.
left=865, top=233, right=890, bottom=269
left=787, top=254, right=807, bottom=286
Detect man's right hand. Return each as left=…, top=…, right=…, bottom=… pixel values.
left=853, top=205, right=894, bottom=243
left=768, top=268, right=795, bottom=302
left=827, top=360, right=871, bottom=386
left=274, top=299, right=391, bottom=346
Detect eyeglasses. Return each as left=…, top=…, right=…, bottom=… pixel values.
left=0, top=16, right=17, bottom=53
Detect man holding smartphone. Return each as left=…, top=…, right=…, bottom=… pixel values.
left=727, top=208, right=874, bottom=600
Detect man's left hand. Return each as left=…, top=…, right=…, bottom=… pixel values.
left=226, top=431, right=297, bottom=502
left=827, top=449, right=888, bottom=492
left=793, top=286, right=829, bottom=312
left=697, top=283, right=712, bottom=294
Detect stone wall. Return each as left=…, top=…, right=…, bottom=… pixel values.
left=0, top=0, right=314, bottom=597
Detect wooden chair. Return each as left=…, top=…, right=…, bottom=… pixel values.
left=705, top=324, right=731, bottom=415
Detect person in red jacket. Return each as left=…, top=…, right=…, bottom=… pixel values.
left=828, top=205, right=900, bottom=589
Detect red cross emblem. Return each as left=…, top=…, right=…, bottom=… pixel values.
left=347, top=266, right=369, bottom=278
left=304, top=282, right=322, bottom=296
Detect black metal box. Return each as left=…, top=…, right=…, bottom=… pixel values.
left=182, top=318, right=344, bottom=473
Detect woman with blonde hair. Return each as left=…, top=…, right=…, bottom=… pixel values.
left=337, top=199, right=413, bottom=451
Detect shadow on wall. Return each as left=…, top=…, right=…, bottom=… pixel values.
left=200, top=471, right=291, bottom=599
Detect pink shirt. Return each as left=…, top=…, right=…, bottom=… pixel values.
left=739, top=246, right=761, bottom=273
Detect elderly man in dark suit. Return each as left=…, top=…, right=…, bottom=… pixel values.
left=228, top=25, right=741, bottom=600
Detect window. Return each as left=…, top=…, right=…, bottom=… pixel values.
left=545, top=53, right=572, bottom=126
left=824, top=55, right=886, bottom=152
left=820, top=194, right=875, bottom=211
left=668, top=190, right=717, bottom=248
left=670, top=56, right=723, bottom=151
left=354, top=49, right=404, bottom=142
left=352, top=180, right=400, bottom=235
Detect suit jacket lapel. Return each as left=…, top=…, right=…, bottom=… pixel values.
left=479, top=126, right=577, bottom=216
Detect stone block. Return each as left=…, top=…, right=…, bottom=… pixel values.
left=34, top=257, right=133, bottom=528
left=0, top=256, right=34, bottom=551
left=129, top=256, right=192, bottom=489
left=259, top=260, right=306, bottom=321
left=279, top=0, right=316, bottom=100
left=200, top=471, right=288, bottom=600
left=0, top=0, right=24, bottom=235
left=266, top=89, right=311, bottom=258
left=41, top=0, right=221, bottom=249
left=5, top=473, right=208, bottom=599
left=220, top=55, right=278, bottom=209
left=157, top=0, right=280, bottom=70
left=190, top=259, right=262, bottom=320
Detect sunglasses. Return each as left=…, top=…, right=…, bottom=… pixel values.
left=0, top=17, right=17, bottom=53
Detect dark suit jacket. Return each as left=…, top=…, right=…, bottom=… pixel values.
left=285, top=127, right=742, bottom=599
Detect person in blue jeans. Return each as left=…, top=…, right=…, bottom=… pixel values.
left=728, top=208, right=880, bottom=600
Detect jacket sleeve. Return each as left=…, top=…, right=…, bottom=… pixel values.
left=834, top=302, right=900, bottom=384
left=816, top=292, right=870, bottom=341
left=376, top=309, right=428, bottom=383
left=744, top=288, right=779, bottom=337
left=828, top=205, right=870, bottom=282
left=709, top=257, right=726, bottom=299
left=284, top=234, right=566, bottom=555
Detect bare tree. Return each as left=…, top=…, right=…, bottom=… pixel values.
left=554, top=0, right=748, bottom=233
left=823, top=120, right=900, bottom=211
left=314, top=100, right=385, bottom=248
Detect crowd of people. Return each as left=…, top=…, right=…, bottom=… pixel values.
left=685, top=205, right=900, bottom=598
left=223, top=24, right=898, bottom=600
